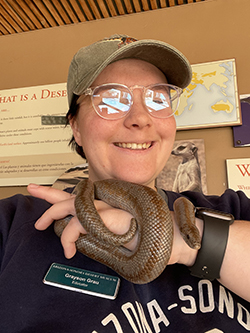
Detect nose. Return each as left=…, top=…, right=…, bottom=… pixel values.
left=123, top=90, right=153, bottom=129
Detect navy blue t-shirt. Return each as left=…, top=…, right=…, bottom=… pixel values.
left=0, top=189, right=250, bottom=332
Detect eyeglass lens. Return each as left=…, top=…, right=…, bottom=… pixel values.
left=92, top=84, right=179, bottom=119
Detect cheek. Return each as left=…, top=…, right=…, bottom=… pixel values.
left=77, top=113, right=114, bottom=155
left=74, top=105, right=96, bottom=148
left=159, top=117, right=176, bottom=163
left=161, top=116, right=176, bottom=141
left=170, top=118, right=177, bottom=142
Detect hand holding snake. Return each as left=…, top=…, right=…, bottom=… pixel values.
left=54, top=179, right=201, bottom=284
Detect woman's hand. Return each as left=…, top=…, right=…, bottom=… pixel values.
left=27, top=183, right=136, bottom=258
left=27, top=184, right=199, bottom=264
left=27, top=184, right=84, bottom=258
left=27, top=184, right=198, bottom=263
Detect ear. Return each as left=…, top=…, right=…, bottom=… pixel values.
left=192, top=146, right=198, bottom=154
left=69, top=117, right=82, bottom=147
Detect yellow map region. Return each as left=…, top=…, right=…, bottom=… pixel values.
left=211, top=99, right=233, bottom=113
left=175, top=62, right=231, bottom=117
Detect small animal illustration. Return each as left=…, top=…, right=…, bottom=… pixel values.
left=171, top=141, right=202, bottom=193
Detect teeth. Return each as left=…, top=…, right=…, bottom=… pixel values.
left=116, top=142, right=151, bottom=150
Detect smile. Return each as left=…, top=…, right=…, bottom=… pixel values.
left=115, top=142, right=152, bottom=150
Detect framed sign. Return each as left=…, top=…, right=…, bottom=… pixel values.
left=175, top=59, right=241, bottom=130
left=156, top=139, right=207, bottom=194
left=0, top=83, right=83, bottom=186
left=226, top=158, right=250, bottom=197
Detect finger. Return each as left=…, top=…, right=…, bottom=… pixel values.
left=35, top=197, right=76, bottom=230
left=27, top=183, right=74, bottom=204
left=61, top=216, right=86, bottom=259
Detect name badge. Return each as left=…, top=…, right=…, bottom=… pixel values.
left=43, top=263, right=120, bottom=300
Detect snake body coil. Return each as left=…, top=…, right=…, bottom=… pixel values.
left=54, top=179, right=200, bottom=284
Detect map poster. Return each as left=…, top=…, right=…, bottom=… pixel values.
left=0, top=83, right=83, bottom=186
left=226, top=158, right=250, bottom=198
left=175, top=59, right=241, bottom=130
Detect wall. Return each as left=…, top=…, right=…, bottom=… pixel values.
left=0, top=0, right=250, bottom=199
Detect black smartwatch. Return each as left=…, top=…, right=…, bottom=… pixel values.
left=189, top=207, right=234, bottom=280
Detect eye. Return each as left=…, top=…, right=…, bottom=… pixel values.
left=153, top=97, right=165, bottom=105
left=177, top=145, right=186, bottom=151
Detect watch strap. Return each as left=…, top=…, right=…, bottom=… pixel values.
left=189, top=213, right=233, bottom=280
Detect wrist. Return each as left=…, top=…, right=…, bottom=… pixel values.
left=189, top=208, right=234, bottom=280
left=169, top=211, right=203, bottom=266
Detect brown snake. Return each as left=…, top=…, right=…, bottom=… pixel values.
left=54, top=179, right=201, bottom=284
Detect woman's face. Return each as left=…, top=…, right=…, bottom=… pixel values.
left=71, top=59, right=176, bottom=189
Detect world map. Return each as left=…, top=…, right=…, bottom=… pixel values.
left=175, top=59, right=240, bottom=130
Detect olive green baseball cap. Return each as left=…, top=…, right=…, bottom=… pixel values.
left=67, top=34, right=192, bottom=106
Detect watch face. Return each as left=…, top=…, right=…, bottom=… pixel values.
left=195, top=207, right=234, bottom=222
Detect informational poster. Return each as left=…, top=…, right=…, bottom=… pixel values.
left=226, top=158, right=250, bottom=197
left=0, top=83, right=83, bottom=186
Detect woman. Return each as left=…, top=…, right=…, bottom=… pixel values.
left=1, top=35, right=250, bottom=332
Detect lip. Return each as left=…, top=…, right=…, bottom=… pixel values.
left=114, top=142, right=153, bottom=150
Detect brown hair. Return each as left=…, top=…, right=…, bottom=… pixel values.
left=66, top=94, right=86, bottom=159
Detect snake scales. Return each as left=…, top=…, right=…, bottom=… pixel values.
left=54, top=179, right=201, bottom=284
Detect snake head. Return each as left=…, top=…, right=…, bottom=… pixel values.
left=173, top=197, right=201, bottom=250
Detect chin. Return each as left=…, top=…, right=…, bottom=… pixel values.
left=113, top=171, right=156, bottom=188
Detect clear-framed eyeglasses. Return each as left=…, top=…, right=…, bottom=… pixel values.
left=77, top=83, right=183, bottom=120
